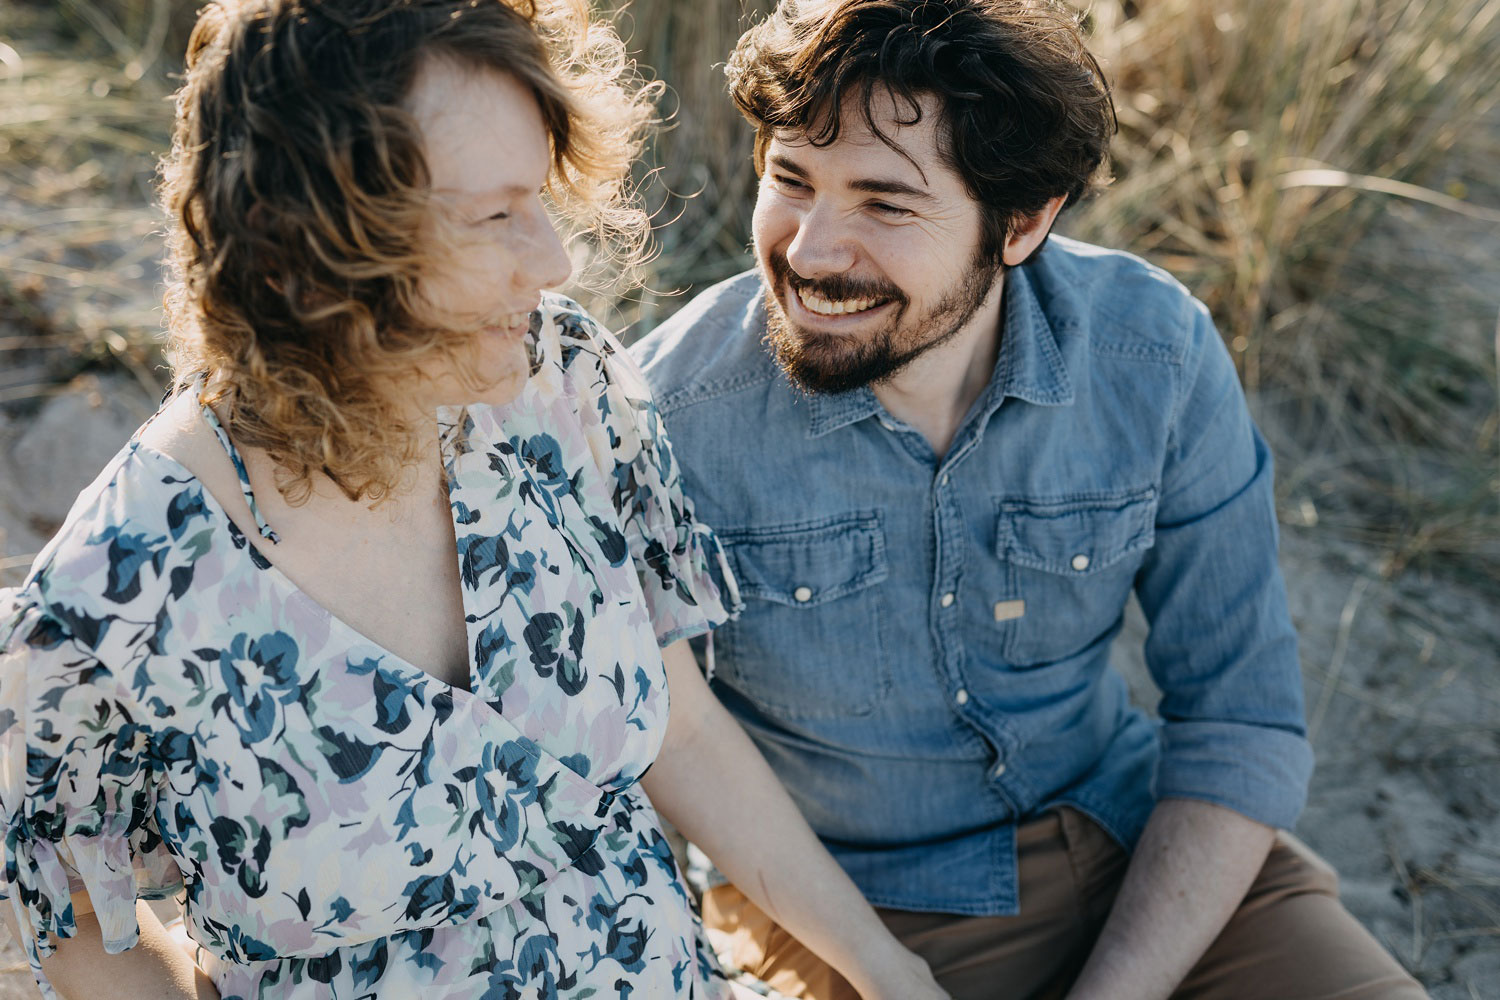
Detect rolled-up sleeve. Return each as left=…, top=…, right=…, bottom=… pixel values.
left=1134, top=300, right=1314, bottom=830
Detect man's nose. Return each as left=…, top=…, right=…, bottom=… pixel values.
left=784, top=201, right=857, bottom=278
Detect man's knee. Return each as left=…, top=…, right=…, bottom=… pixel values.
left=1177, top=839, right=1427, bottom=999
left=1246, top=832, right=1341, bottom=905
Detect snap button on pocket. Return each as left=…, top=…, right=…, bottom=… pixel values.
left=994, top=489, right=1158, bottom=668
left=715, top=513, right=891, bottom=718
left=998, top=489, right=1156, bottom=576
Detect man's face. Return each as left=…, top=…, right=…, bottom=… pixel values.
left=751, top=90, right=1000, bottom=394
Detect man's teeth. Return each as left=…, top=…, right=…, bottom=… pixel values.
left=797, top=287, right=883, bottom=316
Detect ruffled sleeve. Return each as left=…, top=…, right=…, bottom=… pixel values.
left=551, top=302, right=743, bottom=646
left=622, top=411, right=744, bottom=647
left=0, top=593, right=183, bottom=965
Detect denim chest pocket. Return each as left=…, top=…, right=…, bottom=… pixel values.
left=714, top=513, right=890, bottom=718
left=994, top=489, right=1156, bottom=667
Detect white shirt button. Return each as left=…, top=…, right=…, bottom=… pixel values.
left=940, top=474, right=950, bottom=487
left=992, top=762, right=1007, bottom=779
left=793, top=586, right=813, bottom=603
left=955, top=688, right=970, bottom=706
left=940, top=591, right=956, bottom=608
left=1071, top=553, right=1091, bottom=571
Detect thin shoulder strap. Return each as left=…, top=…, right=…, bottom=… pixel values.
left=198, top=395, right=281, bottom=545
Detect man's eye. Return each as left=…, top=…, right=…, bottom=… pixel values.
left=773, top=174, right=808, bottom=192
left=870, top=202, right=912, bottom=218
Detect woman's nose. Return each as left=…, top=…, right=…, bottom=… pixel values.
left=521, top=200, right=572, bottom=292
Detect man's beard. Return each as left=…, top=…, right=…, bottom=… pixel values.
left=762, top=247, right=1000, bottom=395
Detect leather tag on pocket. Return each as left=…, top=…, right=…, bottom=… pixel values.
left=993, top=599, right=1026, bottom=622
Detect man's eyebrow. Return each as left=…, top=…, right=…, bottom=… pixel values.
left=767, top=154, right=810, bottom=179
left=766, top=154, right=933, bottom=202
left=848, top=177, right=934, bottom=201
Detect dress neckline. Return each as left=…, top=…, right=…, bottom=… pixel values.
left=126, top=437, right=486, bottom=702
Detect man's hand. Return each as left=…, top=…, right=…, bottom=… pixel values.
left=1065, top=798, right=1274, bottom=1000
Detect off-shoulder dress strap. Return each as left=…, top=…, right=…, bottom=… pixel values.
left=195, top=389, right=280, bottom=545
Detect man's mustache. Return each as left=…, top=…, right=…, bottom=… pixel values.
left=766, top=250, right=908, bottom=308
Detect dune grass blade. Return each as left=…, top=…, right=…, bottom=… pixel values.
left=1064, top=0, right=1500, bottom=576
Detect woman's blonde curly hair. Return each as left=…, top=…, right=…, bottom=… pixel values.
left=162, top=0, right=655, bottom=504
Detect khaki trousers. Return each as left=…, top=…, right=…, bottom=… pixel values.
left=704, top=809, right=1427, bottom=1000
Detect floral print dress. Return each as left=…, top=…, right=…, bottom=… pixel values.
left=0, top=298, right=742, bottom=999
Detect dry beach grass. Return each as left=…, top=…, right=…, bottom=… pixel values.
left=0, top=0, right=1497, bottom=996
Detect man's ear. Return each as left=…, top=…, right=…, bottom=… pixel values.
left=1002, top=194, right=1068, bottom=268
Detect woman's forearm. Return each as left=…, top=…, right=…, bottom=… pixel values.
left=4, top=899, right=219, bottom=1000
left=642, top=641, right=946, bottom=1000
left=644, top=713, right=887, bottom=983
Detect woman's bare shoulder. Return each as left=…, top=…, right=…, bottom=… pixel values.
left=135, top=390, right=252, bottom=521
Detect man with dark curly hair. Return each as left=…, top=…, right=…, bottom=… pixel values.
left=632, top=1, right=1427, bottom=997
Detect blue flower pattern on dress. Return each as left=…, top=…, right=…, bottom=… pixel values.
left=0, top=297, right=742, bottom=999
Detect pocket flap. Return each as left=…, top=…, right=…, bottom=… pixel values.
left=720, top=513, right=887, bottom=607
left=999, top=490, right=1156, bottom=575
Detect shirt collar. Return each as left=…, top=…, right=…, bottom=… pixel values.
left=989, top=262, right=1074, bottom=409
left=802, top=262, right=1074, bottom=440
left=804, top=385, right=885, bottom=438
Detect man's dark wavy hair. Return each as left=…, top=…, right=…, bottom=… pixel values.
left=727, top=0, right=1117, bottom=264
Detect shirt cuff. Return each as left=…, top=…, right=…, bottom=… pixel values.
left=1154, top=720, right=1314, bottom=830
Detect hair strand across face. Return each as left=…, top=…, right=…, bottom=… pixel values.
left=161, top=0, right=656, bottom=504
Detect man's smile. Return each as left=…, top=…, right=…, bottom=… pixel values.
left=776, top=265, right=907, bottom=335
left=794, top=286, right=893, bottom=317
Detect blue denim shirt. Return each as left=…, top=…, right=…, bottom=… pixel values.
left=631, top=236, right=1314, bottom=916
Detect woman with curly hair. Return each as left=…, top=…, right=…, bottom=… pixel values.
left=0, top=2, right=948, bottom=998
